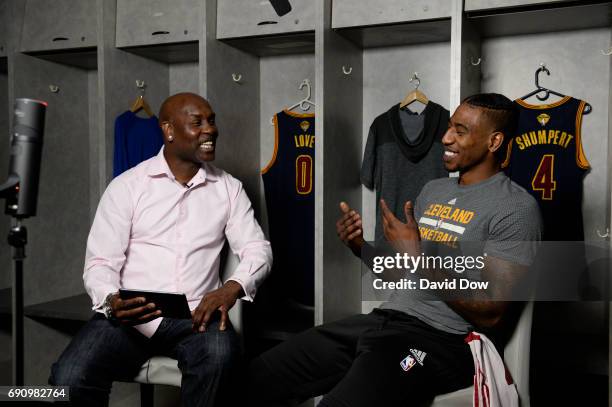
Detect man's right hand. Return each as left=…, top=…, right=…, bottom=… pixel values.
left=110, top=294, right=161, bottom=325
left=336, top=201, right=365, bottom=258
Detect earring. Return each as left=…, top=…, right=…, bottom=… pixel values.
left=168, top=136, right=174, bottom=142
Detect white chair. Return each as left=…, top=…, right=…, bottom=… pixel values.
left=133, top=356, right=181, bottom=407
left=430, top=302, right=534, bottom=407
left=133, top=250, right=242, bottom=407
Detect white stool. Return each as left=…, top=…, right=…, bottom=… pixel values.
left=429, top=302, right=534, bottom=407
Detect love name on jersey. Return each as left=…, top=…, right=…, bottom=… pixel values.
left=515, top=129, right=574, bottom=150
left=294, top=134, right=315, bottom=149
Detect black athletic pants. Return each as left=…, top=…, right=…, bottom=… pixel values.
left=248, top=308, right=474, bottom=407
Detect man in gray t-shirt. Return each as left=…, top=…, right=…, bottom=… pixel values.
left=380, top=170, right=541, bottom=334
left=248, top=94, right=542, bottom=407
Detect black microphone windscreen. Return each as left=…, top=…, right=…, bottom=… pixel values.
left=6, top=98, right=46, bottom=218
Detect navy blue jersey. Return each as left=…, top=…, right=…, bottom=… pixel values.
left=503, top=96, right=589, bottom=240
left=113, top=111, right=163, bottom=177
left=262, top=110, right=315, bottom=306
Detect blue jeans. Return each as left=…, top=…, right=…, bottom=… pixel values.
left=49, top=313, right=240, bottom=407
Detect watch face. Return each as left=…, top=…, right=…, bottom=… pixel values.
left=103, top=293, right=115, bottom=318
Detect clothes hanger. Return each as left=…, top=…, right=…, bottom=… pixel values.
left=130, top=80, right=155, bottom=117
left=400, top=72, right=429, bottom=109
left=130, top=95, right=154, bottom=117
left=287, top=79, right=316, bottom=112
left=271, top=79, right=316, bottom=124
left=520, top=64, right=591, bottom=114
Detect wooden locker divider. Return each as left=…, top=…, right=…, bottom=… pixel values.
left=607, top=22, right=612, bottom=407
left=450, top=1, right=482, bottom=109
left=316, top=0, right=363, bottom=324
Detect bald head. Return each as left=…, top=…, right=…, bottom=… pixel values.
left=159, top=92, right=218, bottom=167
left=159, top=92, right=211, bottom=124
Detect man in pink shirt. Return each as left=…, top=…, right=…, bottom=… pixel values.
left=49, top=93, right=272, bottom=407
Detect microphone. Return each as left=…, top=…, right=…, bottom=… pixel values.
left=269, top=0, right=292, bottom=16
left=0, top=98, right=47, bottom=218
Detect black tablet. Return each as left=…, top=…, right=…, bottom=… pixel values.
left=119, top=289, right=192, bottom=319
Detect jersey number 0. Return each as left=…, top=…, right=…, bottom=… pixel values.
left=296, top=155, right=313, bottom=195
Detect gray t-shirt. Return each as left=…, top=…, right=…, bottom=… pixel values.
left=361, top=104, right=448, bottom=244
left=399, top=108, right=425, bottom=143
left=381, top=172, right=542, bottom=334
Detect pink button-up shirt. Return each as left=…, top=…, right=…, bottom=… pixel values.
left=84, top=148, right=272, bottom=337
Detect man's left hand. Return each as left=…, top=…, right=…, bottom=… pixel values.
left=381, top=199, right=421, bottom=255
left=192, top=281, right=244, bottom=333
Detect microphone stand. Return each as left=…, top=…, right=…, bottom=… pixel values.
left=1, top=177, right=25, bottom=385
left=8, top=220, right=25, bottom=385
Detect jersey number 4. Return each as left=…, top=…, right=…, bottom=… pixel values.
left=531, top=154, right=556, bottom=200
left=296, top=155, right=313, bottom=195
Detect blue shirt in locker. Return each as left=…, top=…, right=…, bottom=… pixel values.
left=113, top=111, right=164, bottom=178
left=262, top=109, right=315, bottom=306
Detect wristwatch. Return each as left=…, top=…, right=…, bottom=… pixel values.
left=102, top=292, right=117, bottom=320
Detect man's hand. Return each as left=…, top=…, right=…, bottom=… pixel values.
left=110, top=294, right=161, bottom=325
left=336, top=201, right=365, bottom=257
left=192, top=281, right=243, bottom=333
left=380, top=199, right=421, bottom=255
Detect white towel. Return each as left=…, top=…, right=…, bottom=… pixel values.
left=466, top=332, right=519, bottom=407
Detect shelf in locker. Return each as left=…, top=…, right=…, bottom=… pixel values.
left=217, top=0, right=314, bottom=56
left=115, top=0, right=201, bottom=63
left=466, top=1, right=612, bottom=37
